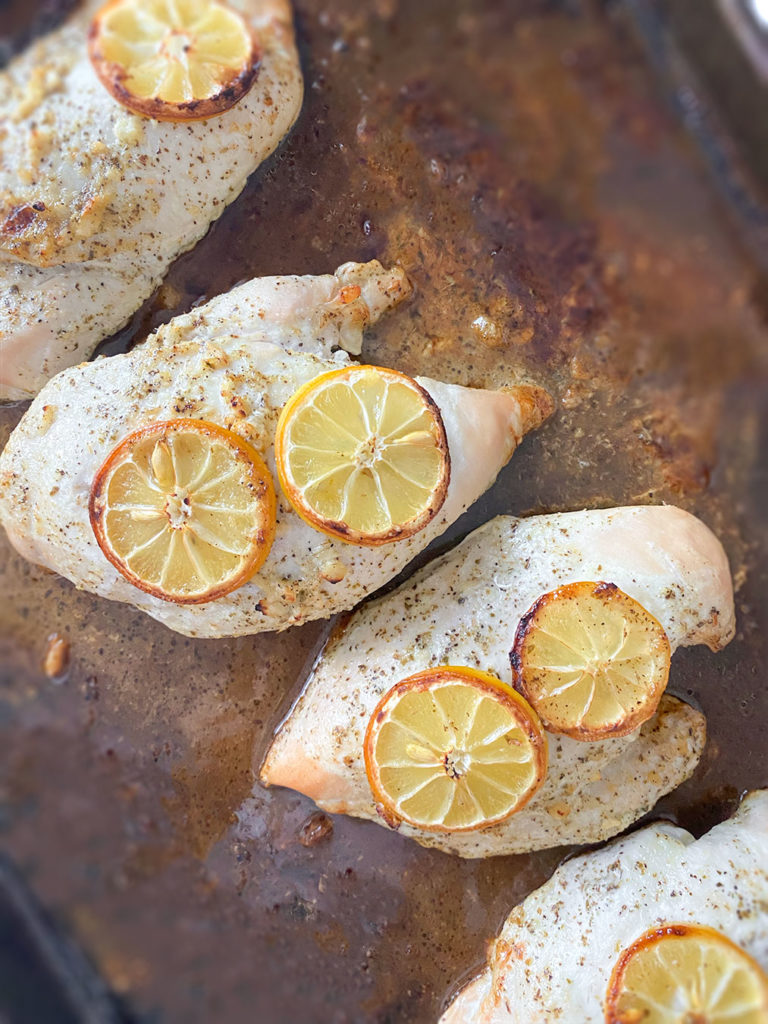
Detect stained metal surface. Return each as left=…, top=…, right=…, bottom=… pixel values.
left=1, top=1, right=767, bottom=1021
left=0, top=855, right=129, bottom=1023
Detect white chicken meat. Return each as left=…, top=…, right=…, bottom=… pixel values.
left=0, top=0, right=303, bottom=400
left=441, top=789, right=768, bottom=1023
left=261, top=507, right=734, bottom=857
left=0, top=263, right=552, bottom=636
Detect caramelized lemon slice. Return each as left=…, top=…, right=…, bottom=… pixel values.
left=89, top=419, right=275, bottom=603
left=605, top=924, right=768, bottom=1024
left=364, top=666, right=547, bottom=832
left=274, top=365, right=450, bottom=546
left=89, top=0, right=260, bottom=121
left=511, top=581, right=671, bottom=742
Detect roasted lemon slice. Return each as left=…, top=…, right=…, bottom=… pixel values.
left=511, top=581, right=671, bottom=742
left=274, top=365, right=450, bottom=546
left=364, top=666, right=547, bottom=832
left=605, top=924, right=768, bottom=1024
left=89, top=0, right=260, bottom=122
left=89, top=419, right=275, bottom=603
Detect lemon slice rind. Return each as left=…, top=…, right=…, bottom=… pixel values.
left=89, top=418, right=276, bottom=604
left=364, top=666, right=548, bottom=834
left=605, top=923, right=768, bottom=1024
left=511, top=581, right=671, bottom=742
left=88, top=0, right=260, bottom=122
left=275, top=365, right=451, bottom=547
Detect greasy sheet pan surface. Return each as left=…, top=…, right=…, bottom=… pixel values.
left=1, top=0, right=767, bottom=1020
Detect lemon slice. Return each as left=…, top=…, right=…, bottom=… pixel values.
left=88, top=0, right=260, bottom=122
left=605, top=924, right=768, bottom=1024
left=89, top=419, right=276, bottom=603
left=274, top=365, right=450, bottom=546
left=510, top=581, right=671, bottom=742
left=364, top=666, right=548, bottom=832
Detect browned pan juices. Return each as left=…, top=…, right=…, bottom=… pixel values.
left=1, top=1, right=767, bottom=1020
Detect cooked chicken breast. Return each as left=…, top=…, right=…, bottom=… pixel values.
left=145, top=259, right=413, bottom=357
left=261, top=507, right=734, bottom=856
left=0, top=0, right=303, bottom=400
left=0, top=265, right=551, bottom=636
left=441, top=789, right=768, bottom=1023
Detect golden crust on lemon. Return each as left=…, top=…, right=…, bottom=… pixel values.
left=364, top=666, right=547, bottom=833
left=605, top=923, right=768, bottom=1024
left=88, top=0, right=260, bottom=121
left=89, top=419, right=275, bottom=604
left=511, top=581, right=671, bottom=742
left=274, top=364, right=451, bottom=546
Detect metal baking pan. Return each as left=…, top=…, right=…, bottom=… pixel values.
left=1, top=0, right=767, bottom=1020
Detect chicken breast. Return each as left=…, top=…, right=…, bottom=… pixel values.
left=441, top=789, right=768, bottom=1023
left=0, top=266, right=551, bottom=636
left=142, top=259, right=413, bottom=357
left=0, top=0, right=303, bottom=400
left=261, top=507, right=734, bottom=857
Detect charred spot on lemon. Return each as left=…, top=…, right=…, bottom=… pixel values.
left=511, top=581, right=671, bottom=742
left=605, top=923, right=768, bottom=1024
left=88, top=0, right=260, bottom=122
left=364, top=667, right=547, bottom=833
left=89, top=419, right=276, bottom=604
left=274, top=365, right=450, bottom=546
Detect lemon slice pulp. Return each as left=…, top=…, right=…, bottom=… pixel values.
left=364, top=666, right=548, bottom=832
left=89, top=0, right=260, bottom=121
left=605, top=924, right=768, bottom=1024
left=89, top=419, right=276, bottom=603
left=511, top=581, right=671, bottom=742
left=274, top=365, right=450, bottom=546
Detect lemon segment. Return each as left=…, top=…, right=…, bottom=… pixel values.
left=89, top=0, right=260, bottom=121
left=364, top=666, right=548, bottom=832
left=605, top=924, right=768, bottom=1024
left=89, top=419, right=276, bottom=603
left=275, top=365, right=450, bottom=546
left=511, top=581, right=671, bottom=742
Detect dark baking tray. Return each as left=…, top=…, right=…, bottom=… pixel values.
left=1, top=1, right=767, bottom=1020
